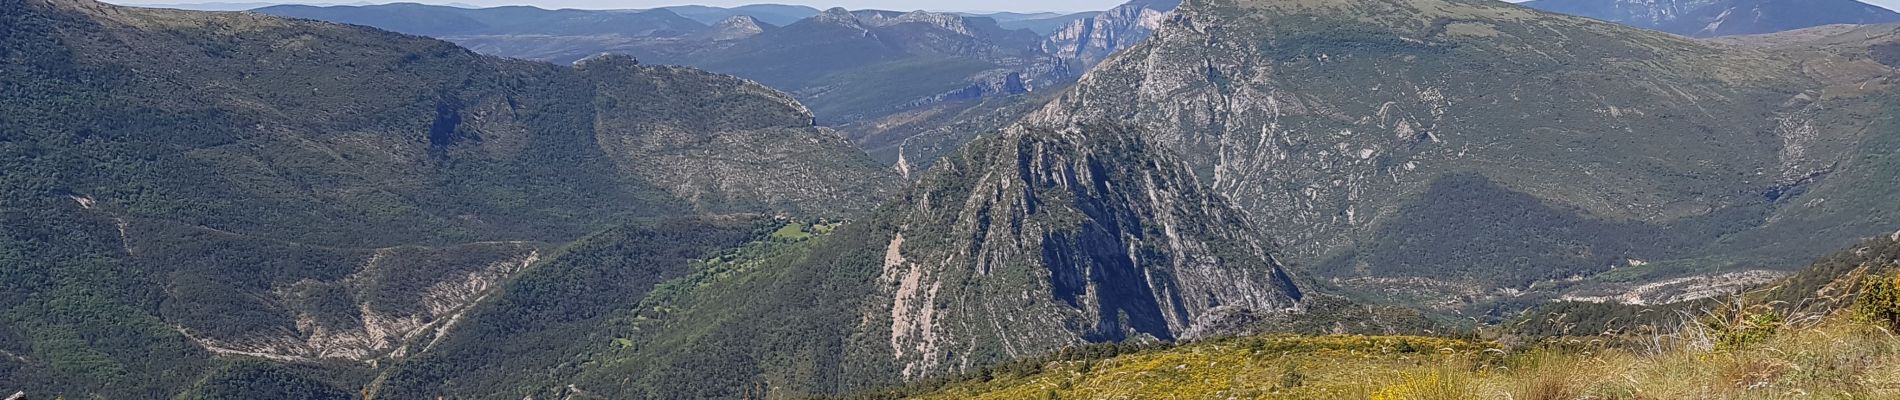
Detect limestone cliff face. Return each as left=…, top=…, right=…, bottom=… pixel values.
left=862, top=121, right=1303, bottom=379
left=1043, top=0, right=1181, bottom=69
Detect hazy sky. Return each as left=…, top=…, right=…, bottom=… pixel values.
left=114, top=0, right=1900, bottom=15
left=120, top=0, right=1132, bottom=12
left=419, top=0, right=1125, bottom=12
left=1501, top=0, right=1900, bottom=12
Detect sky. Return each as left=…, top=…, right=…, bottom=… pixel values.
left=518, top=0, right=1123, bottom=12
left=402, top=0, right=1123, bottom=12
left=120, top=0, right=1133, bottom=13
left=109, top=0, right=1900, bottom=15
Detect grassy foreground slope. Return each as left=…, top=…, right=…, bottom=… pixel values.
left=901, top=322, right=1900, bottom=399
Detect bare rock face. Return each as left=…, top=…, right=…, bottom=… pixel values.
left=174, top=241, right=545, bottom=364
left=1043, top=0, right=1181, bottom=69
left=862, top=121, right=1303, bottom=379
left=858, top=10, right=976, bottom=36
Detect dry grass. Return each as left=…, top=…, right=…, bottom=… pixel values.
left=908, top=318, right=1900, bottom=400
left=909, top=270, right=1900, bottom=400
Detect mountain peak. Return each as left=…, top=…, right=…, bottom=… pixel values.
left=806, top=6, right=871, bottom=31
left=705, top=14, right=769, bottom=41
left=879, top=10, right=976, bottom=35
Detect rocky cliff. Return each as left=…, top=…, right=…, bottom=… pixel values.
left=1044, top=0, right=1182, bottom=69
left=862, top=122, right=1305, bottom=379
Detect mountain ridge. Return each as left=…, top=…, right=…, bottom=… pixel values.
left=1010, top=0, right=1899, bottom=316
left=1524, top=0, right=1900, bottom=37
left=0, top=0, right=895, bottom=396
left=247, top=0, right=1179, bottom=174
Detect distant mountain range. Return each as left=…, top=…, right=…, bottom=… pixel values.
left=116, top=1, right=1102, bottom=32
left=1523, top=0, right=1900, bottom=37
left=255, top=1, right=1181, bottom=171
left=255, top=3, right=708, bottom=37
left=650, top=3, right=819, bottom=25
left=108, top=1, right=474, bottom=10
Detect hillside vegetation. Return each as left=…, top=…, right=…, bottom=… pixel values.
left=0, top=0, right=894, bottom=397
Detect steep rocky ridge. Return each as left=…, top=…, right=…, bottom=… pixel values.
left=1020, top=0, right=1899, bottom=315
left=843, top=0, right=1190, bottom=172
left=1044, top=0, right=1182, bottom=69
left=857, top=123, right=1305, bottom=380
left=477, top=123, right=1312, bottom=399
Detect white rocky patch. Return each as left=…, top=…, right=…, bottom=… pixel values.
left=895, top=147, right=912, bottom=179
left=180, top=246, right=539, bottom=363
left=881, top=233, right=942, bottom=380
left=68, top=195, right=95, bottom=209
left=1560, top=270, right=1787, bottom=306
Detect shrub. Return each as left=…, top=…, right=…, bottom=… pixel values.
left=1277, top=362, right=1305, bottom=390
left=1855, top=271, right=1900, bottom=331
left=1370, top=369, right=1478, bottom=400
left=1703, top=302, right=1784, bottom=351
